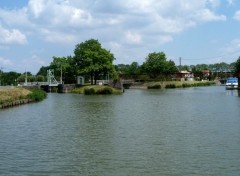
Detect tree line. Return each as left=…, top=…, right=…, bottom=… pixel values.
left=1, top=39, right=240, bottom=86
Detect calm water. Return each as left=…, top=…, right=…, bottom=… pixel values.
left=0, top=86, right=240, bottom=176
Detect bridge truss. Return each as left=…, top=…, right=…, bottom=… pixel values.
left=47, top=69, right=59, bottom=86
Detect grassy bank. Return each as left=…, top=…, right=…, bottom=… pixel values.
left=0, top=87, right=47, bottom=109
left=72, top=85, right=123, bottom=95
left=147, top=81, right=216, bottom=89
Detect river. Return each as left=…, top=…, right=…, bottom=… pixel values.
left=0, top=86, right=239, bottom=175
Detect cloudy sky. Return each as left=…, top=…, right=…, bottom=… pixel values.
left=0, top=0, right=240, bottom=73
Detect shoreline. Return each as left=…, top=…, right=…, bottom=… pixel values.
left=0, top=87, right=47, bottom=109
left=128, top=80, right=217, bottom=89
left=0, top=99, right=33, bottom=109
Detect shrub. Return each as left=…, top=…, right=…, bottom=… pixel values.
left=165, top=84, right=177, bottom=88
left=96, top=87, right=113, bottom=94
left=182, top=83, right=192, bottom=88
left=148, top=84, right=161, bottom=89
left=84, top=88, right=96, bottom=95
left=27, top=89, right=47, bottom=102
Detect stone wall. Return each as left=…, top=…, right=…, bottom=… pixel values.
left=0, top=99, right=32, bottom=109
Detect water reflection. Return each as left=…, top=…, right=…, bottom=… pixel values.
left=0, top=86, right=240, bottom=175
left=226, top=89, right=240, bottom=97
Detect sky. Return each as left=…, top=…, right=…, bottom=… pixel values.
left=0, top=0, right=240, bottom=74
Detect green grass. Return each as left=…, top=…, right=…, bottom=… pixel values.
left=72, top=85, right=122, bottom=95
left=164, top=81, right=216, bottom=89
left=0, top=87, right=47, bottom=106
left=0, top=87, right=31, bottom=104
left=147, top=84, right=161, bottom=89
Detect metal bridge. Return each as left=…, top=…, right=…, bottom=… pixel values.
left=21, top=69, right=60, bottom=87
left=47, top=69, right=59, bottom=86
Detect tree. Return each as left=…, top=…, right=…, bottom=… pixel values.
left=73, top=39, right=116, bottom=84
left=143, top=52, right=177, bottom=78
left=2, top=71, right=21, bottom=85
left=165, top=60, right=178, bottom=75
left=116, top=62, right=141, bottom=79
left=50, top=56, right=71, bottom=84
left=37, top=66, right=50, bottom=76
left=234, top=56, right=240, bottom=73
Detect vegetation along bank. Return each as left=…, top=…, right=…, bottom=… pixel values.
left=146, top=81, right=216, bottom=89
left=0, top=87, right=47, bottom=109
left=72, top=85, right=123, bottom=95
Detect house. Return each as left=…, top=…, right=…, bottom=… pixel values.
left=177, top=70, right=194, bottom=81
left=201, top=70, right=210, bottom=79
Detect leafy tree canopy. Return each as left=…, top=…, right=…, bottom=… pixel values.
left=143, top=52, right=178, bottom=78
left=234, top=56, right=240, bottom=73
left=73, top=39, right=116, bottom=84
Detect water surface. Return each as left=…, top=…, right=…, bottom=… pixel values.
left=0, top=86, right=239, bottom=175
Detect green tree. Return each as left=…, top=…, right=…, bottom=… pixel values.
left=165, top=60, right=178, bottom=75
left=116, top=62, right=141, bottom=79
left=50, top=56, right=71, bottom=84
left=37, top=66, right=50, bottom=76
left=234, top=56, right=240, bottom=73
left=128, top=62, right=141, bottom=75
left=143, top=52, right=177, bottom=78
left=36, top=75, right=45, bottom=82
left=2, top=71, right=21, bottom=85
left=73, top=39, right=116, bottom=84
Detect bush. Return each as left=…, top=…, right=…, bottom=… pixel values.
left=84, top=88, right=96, bottom=95
left=182, top=83, right=192, bottom=88
left=96, top=87, right=113, bottom=94
left=147, top=84, right=161, bottom=89
left=27, top=89, right=47, bottom=102
left=165, top=84, right=177, bottom=88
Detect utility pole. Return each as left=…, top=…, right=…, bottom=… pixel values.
left=25, top=70, right=28, bottom=86
left=179, top=57, right=182, bottom=71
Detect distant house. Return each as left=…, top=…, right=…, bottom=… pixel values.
left=201, top=70, right=210, bottom=79
left=177, top=70, right=194, bottom=80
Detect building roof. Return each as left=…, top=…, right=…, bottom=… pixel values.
left=201, top=70, right=210, bottom=73
left=179, top=70, right=190, bottom=74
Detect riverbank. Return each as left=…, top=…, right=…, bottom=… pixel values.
left=0, top=87, right=47, bottom=109
left=130, top=80, right=217, bottom=89
left=72, top=85, right=123, bottom=95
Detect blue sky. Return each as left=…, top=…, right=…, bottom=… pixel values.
left=0, top=0, right=240, bottom=73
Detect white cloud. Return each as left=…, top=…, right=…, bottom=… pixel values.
left=109, top=42, right=121, bottom=50
left=0, top=0, right=234, bottom=71
left=0, top=57, right=13, bottom=66
left=41, top=29, right=78, bottom=43
left=28, top=0, right=46, bottom=18
left=0, top=27, right=27, bottom=45
left=0, top=8, right=30, bottom=27
left=27, top=0, right=92, bottom=27
left=194, top=9, right=226, bottom=22
left=125, top=31, right=142, bottom=44
left=158, top=35, right=173, bottom=44
left=233, top=10, right=240, bottom=20
left=223, top=38, right=240, bottom=54
left=207, top=0, right=221, bottom=8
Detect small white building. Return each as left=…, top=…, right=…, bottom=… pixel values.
left=77, top=76, right=84, bottom=85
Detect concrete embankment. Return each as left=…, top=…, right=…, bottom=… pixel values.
left=0, top=99, right=32, bottom=109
